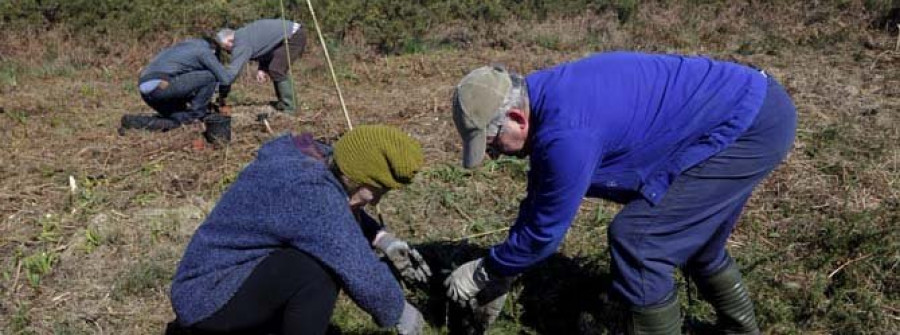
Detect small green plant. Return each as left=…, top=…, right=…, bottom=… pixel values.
left=68, top=177, right=108, bottom=218
left=0, top=63, right=19, bottom=88
left=535, top=34, right=562, bottom=51
left=79, top=83, right=98, bottom=97
left=594, top=203, right=610, bottom=224
left=10, top=302, right=31, bottom=334
left=336, top=65, right=360, bottom=82
left=481, top=157, right=529, bottom=179
left=33, top=62, right=77, bottom=78
left=37, top=214, right=61, bottom=244
left=400, top=37, right=428, bottom=54
left=140, top=162, right=165, bottom=176
left=83, top=226, right=102, bottom=253
left=5, top=109, right=28, bottom=124
left=23, top=250, right=58, bottom=287
left=121, top=81, right=137, bottom=94
left=218, top=170, right=239, bottom=192
left=132, top=192, right=159, bottom=206
left=112, top=260, right=173, bottom=300
left=149, top=214, right=180, bottom=244
left=423, top=164, right=471, bottom=185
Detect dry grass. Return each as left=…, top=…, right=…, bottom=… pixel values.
left=2, top=1, right=899, bottom=334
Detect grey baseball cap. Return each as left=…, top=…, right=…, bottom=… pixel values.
left=452, top=66, right=513, bottom=168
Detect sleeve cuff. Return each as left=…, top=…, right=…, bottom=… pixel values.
left=484, top=247, right=525, bottom=278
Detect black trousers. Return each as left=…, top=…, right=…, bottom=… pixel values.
left=259, top=28, right=307, bottom=82
left=141, top=70, right=217, bottom=124
left=167, top=249, right=339, bottom=335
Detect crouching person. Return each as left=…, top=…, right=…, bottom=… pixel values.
left=166, top=125, right=430, bottom=335
left=122, top=37, right=234, bottom=133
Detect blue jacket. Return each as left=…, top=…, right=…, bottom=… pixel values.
left=170, top=134, right=404, bottom=327
left=485, top=52, right=769, bottom=276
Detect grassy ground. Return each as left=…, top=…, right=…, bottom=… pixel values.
left=1, top=1, right=899, bottom=334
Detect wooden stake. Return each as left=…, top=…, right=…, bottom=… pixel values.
left=450, top=227, right=510, bottom=242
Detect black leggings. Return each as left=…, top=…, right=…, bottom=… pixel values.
left=167, top=249, right=339, bottom=335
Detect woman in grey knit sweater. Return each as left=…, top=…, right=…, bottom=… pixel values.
left=166, top=126, right=431, bottom=335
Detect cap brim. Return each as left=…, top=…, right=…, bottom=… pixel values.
left=461, top=128, right=487, bottom=169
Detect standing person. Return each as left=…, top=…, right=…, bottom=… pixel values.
left=123, top=37, right=231, bottom=132
left=444, top=52, right=797, bottom=334
left=166, top=125, right=432, bottom=335
left=215, top=19, right=307, bottom=114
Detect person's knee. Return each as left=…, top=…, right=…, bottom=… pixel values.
left=611, top=263, right=678, bottom=307
left=608, top=217, right=637, bottom=245
left=689, top=253, right=732, bottom=279
left=277, top=249, right=338, bottom=297
left=613, top=276, right=677, bottom=308
left=269, top=70, right=288, bottom=82
left=306, top=272, right=339, bottom=305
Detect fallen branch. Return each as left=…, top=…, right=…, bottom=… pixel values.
left=449, top=201, right=475, bottom=224
left=11, top=260, right=21, bottom=297
left=896, top=24, right=900, bottom=51
left=869, top=50, right=894, bottom=71
left=263, top=118, right=274, bottom=134
left=827, top=253, right=872, bottom=279
left=450, top=227, right=510, bottom=242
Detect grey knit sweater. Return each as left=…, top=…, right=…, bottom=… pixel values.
left=170, top=134, right=405, bottom=327
left=224, top=19, right=298, bottom=84
left=139, top=38, right=233, bottom=84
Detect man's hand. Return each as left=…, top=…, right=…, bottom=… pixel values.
left=216, top=84, right=230, bottom=107
left=374, top=232, right=432, bottom=285
left=444, top=258, right=490, bottom=306
left=215, top=95, right=227, bottom=107
left=445, top=258, right=513, bottom=330
left=256, top=70, right=269, bottom=83
left=396, top=301, right=424, bottom=335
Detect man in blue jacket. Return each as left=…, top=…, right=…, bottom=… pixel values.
left=444, top=52, right=796, bottom=334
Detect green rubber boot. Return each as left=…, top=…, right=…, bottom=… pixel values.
left=694, top=261, right=760, bottom=335
left=626, top=293, right=682, bottom=335
left=273, top=79, right=296, bottom=115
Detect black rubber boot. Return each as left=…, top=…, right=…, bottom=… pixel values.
left=625, top=293, right=682, bottom=335
left=119, top=114, right=180, bottom=133
left=693, top=260, right=760, bottom=335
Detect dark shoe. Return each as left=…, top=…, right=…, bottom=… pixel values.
left=693, top=260, right=760, bottom=335
left=120, top=114, right=180, bottom=132
left=625, top=293, right=682, bottom=335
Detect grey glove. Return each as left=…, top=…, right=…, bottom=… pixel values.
left=396, top=301, right=424, bottom=335
left=374, top=232, right=432, bottom=284
left=444, top=258, right=490, bottom=306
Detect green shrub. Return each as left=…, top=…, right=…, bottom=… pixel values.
left=0, top=0, right=648, bottom=54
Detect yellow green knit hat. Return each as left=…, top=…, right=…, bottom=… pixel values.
left=333, top=125, right=423, bottom=189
